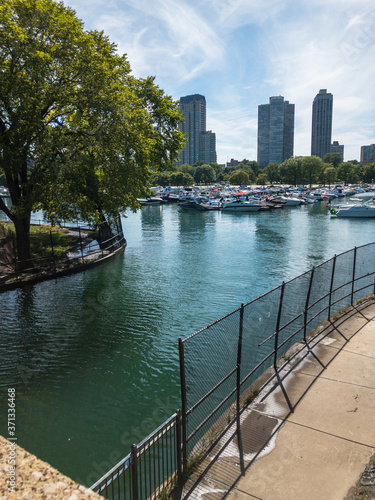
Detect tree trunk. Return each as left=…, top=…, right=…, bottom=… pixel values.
left=13, top=214, right=32, bottom=271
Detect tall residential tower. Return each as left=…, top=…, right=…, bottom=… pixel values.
left=178, top=94, right=217, bottom=166
left=311, top=89, right=333, bottom=159
left=257, top=96, right=295, bottom=168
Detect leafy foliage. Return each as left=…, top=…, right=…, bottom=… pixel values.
left=0, top=0, right=184, bottom=264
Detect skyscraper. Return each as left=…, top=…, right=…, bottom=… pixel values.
left=311, top=89, right=333, bottom=159
left=178, top=94, right=216, bottom=166
left=361, top=144, right=375, bottom=165
left=257, top=96, right=295, bottom=168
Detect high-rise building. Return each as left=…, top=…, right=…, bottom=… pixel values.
left=178, top=94, right=217, bottom=166
left=257, top=96, right=295, bottom=168
left=331, top=141, right=344, bottom=160
left=311, top=89, right=333, bottom=159
left=200, top=131, right=217, bottom=164
left=361, top=144, right=375, bottom=165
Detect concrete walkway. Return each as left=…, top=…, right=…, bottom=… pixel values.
left=183, top=300, right=375, bottom=500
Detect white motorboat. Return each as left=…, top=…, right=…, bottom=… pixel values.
left=330, top=199, right=375, bottom=218
left=178, top=196, right=209, bottom=211
left=222, top=199, right=262, bottom=212
left=137, top=197, right=164, bottom=206
left=270, top=196, right=302, bottom=206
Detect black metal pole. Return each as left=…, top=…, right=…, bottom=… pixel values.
left=178, top=338, right=188, bottom=471
left=131, top=444, right=138, bottom=500
left=304, top=267, right=315, bottom=343
left=274, top=282, right=285, bottom=372
left=50, top=230, right=56, bottom=272
left=78, top=226, right=84, bottom=263
left=176, top=409, right=182, bottom=483
left=328, top=255, right=337, bottom=320
left=236, top=304, right=245, bottom=475
left=351, top=246, right=357, bottom=305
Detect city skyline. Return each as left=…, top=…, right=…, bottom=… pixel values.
left=63, top=0, right=375, bottom=163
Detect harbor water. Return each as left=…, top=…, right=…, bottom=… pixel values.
left=1, top=198, right=375, bottom=486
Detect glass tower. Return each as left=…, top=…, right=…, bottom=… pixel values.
left=311, top=89, right=333, bottom=159
left=178, top=94, right=206, bottom=166
left=257, top=96, right=295, bottom=168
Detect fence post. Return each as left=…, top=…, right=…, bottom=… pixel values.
left=50, top=230, right=56, bottom=272
left=178, top=338, right=187, bottom=472
left=274, top=282, right=285, bottom=372
left=328, top=255, right=337, bottom=320
left=236, top=303, right=245, bottom=475
left=78, top=226, right=84, bottom=263
left=176, top=409, right=182, bottom=482
left=304, top=268, right=315, bottom=343
left=131, top=444, right=138, bottom=500
left=98, top=227, right=104, bottom=257
left=351, top=246, right=357, bottom=305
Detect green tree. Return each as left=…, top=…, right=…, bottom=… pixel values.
left=256, top=173, right=268, bottom=186
left=323, top=152, right=342, bottom=168
left=362, top=162, right=375, bottom=183
left=228, top=170, right=249, bottom=186
left=179, top=164, right=196, bottom=178
left=149, top=172, right=171, bottom=187
left=246, top=161, right=260, bottom=177
left=238, top=165, right=256, bottom=182
left=337, top=162, right=359, bottom=185
left=301, top=156, right=324, bottom=187
left=264, top=163, right=279, bottom=184
left=0, top=0, right=184, bottom=267
left=194, top=164, right=216, bottom=184
left=169, top=171, right=194, bottom=186
left=323, top=165, right=337, bottom=188
left=279, top=157, right=304, bottom=185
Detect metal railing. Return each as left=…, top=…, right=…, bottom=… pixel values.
left=91, top=412, right=181, bottom=500
left=0, top=217, right=126, bottom=282
left=91, top=241, right=375, bottom=500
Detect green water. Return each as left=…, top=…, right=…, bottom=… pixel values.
left=0, top=200, right=374, bottom=485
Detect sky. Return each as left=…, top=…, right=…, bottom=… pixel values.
left=63, top=0, right=375, bottom=165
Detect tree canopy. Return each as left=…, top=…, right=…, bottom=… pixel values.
left=0, top=0, right=184, bottom=266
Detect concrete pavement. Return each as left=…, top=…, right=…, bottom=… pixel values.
left=183, top=300, right=375, bottom=500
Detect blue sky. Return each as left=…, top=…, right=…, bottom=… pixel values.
left=64, top=0, right=375, bottom=164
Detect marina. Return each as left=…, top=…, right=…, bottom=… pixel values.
left=1, top=192, right=375, bottom=486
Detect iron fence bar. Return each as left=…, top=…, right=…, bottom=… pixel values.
left=131, top=444, right=138, bottom=500
left=236, top=304, right=245, bottom=475
left=304, top=268, right=315, bottom=343
left=78, top=226, right=84, bottom=264
left=178, top=338, right=187, bottom=471
left=176, top=410, right=182, bottom=482
left=351, top=246, right=357, bottom=305
left=273, top=282, right=285, bottom=372
left=328, top=254, right=337, bottom=319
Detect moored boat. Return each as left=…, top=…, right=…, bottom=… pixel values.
left=222, top=199, right=262, bottom=212
left=137, top=197, right=164, bottom=206
left=330, top=198, right=375, bottom=218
